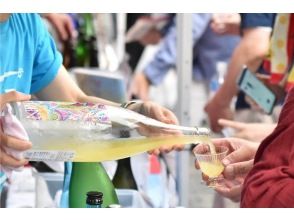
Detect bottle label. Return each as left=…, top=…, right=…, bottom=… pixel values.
left=22, top=101, right=110, bottom=125
left=24, top=150, right=76, bottom=161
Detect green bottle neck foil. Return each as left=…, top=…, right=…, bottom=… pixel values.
left=69, top=162, right=119, bottom=208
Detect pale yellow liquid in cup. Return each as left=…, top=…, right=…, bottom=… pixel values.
left=30, top=135, right=213, bottom=162
left=198, top=161, right=224, bottom=178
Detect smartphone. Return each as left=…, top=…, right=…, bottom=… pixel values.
left=237, top=68, right=276, bottom=114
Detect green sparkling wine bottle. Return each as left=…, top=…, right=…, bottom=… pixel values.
left=69, top=162, right=119, bottom=208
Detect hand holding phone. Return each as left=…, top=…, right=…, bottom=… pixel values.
left=237, top=68, right=276, bottom=114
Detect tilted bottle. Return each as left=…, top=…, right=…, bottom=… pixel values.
left=69, top=162, right=119, bottom=208
left=8, top=101, right=211, bottom=162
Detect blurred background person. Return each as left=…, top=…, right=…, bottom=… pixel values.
left=205, top=13, right=276, bottom=132
left=130, top=13, right=240, bottom=128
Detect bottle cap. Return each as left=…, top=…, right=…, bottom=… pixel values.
left=86, top=191, right=103, bottom=205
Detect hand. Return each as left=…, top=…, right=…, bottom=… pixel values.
left=0, top=91, right=32, bottom=169
left=194, top=138, right=258, bottom=183
left=205, top=95, right=234, bottom=133
left=127, top=101, right=183, bottom=154
left=244, top=73, right=286, bottom=111
left=194, top=138, right=258, bottom=201
left=214, top=177, right=244, bottom=202
left=44, top=13, right=74, bottom=41
left=256, top=73, right=286, bottom=102
left=219, top=119, right=276, bottom=142
left=211, top=13, right=241, bottom=35
left=129, top=73, right=151, bottom=101
left=138, top=28, right=162, bottom=46
left=216, top=138, right=258, bottom=180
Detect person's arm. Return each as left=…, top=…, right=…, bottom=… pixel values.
left=33, top=13, right=181, bottom=154
left=132, top=13, right=211, bottom=100
left=205, top=27, right=272, bottom=132
left=131, top=13, right=211, bottom=100
left=144, top=13, right=211, bottom=86
left=36, top=66, right=182, bottom=154
left=35, top=66, right=119, bottom=106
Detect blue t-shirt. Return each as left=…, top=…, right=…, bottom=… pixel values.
left=0, top=13, right=62, bottom=191
left=0, top=13, right=62, bottom=94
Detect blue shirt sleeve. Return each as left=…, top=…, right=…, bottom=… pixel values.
left=144, top=14, right=211, bottom=85
left=240, top=13, right=276, bottom=30
left=30, top=14, right=63, bottom=94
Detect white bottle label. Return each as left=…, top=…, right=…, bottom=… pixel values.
left=24, top=150, right=76, bottom=161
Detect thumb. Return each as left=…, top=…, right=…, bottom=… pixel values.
left=222, top=147, right=248, bottom=165
left=223, top=159, right=253, bottom=180
left=1, top=91, right=31, bottom=109
left=218, top=119, right=245, bottom=131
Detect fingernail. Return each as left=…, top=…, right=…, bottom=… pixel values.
left=222, top=159, right=230, bottom=165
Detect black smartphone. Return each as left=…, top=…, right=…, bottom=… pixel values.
left=237, top=68, right=276, bottom=114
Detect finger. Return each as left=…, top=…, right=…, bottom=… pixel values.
left=159, top=145, right=173, bottom=153
left=147, top=149, right=160, bottom=156
left=202, top=173, right=209, bottom=182
left=214, top=185, right=242, bottom=202
left=163, top=109, right=179, bottom=125
left=223, top=160, right=253, bottom=180
left=58, top=25, right=69, bottom=41
left=233, top=130, right=247, bottom=139
left=218, top=119, right=245, bottom=131
left=0, top=133, right=32, bottom=151
left=0, top=150, right=28, bottom=168
left=173, top=144, right=184, bottom=151
left=207, top=138, right=235, bottom=153
left=0, top=91, right=31, bottom=109
left=152, top=106, right=169, bottom=123
left=65, top=19, right=74, bottom=39
left=222, top=146, right=253, bottom=165
left=194, top=160, right=200, bottom=170
left=193, top=144, right=210, bottom=155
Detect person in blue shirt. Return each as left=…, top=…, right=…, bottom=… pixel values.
left=0, top=13, right=182, bottom=189
left=131, top=14, right=240, bottom=126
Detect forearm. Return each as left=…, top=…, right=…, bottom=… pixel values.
left=36, top=66, right=120, bottom=107
left=216, top=28, right=270, bottom=106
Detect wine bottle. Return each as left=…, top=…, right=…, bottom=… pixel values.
left=8, top=101, right=212, bottom=162
left=69, top=162, right=119, bottom=208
